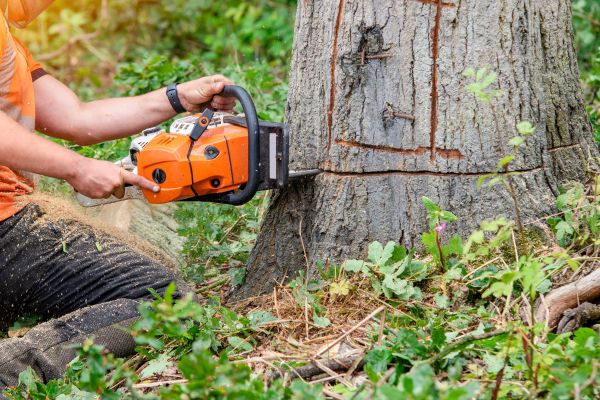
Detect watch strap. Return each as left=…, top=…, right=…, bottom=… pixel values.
left=166, top=83, right=186, bottom=114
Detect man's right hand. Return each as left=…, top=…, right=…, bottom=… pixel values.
left=68, top=157, right=160, bottom=199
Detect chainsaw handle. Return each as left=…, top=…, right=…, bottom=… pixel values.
left=197, top=85, right=260, bottom=206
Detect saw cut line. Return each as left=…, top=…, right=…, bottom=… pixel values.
left=416, top=0, right=457, bottom=161
left=335, top=139, right=464, bottom=160
left=327, top=0, right=346, bottom=152
left=320, top=164, right=544, bottom=178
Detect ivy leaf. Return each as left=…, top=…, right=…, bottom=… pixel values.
left=140, top=353, right=172, bottom=379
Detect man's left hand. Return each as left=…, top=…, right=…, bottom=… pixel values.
left=177, top=75, right=236, bottom=113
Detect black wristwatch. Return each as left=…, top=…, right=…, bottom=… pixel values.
left=166, top=83, right=187, bottom=114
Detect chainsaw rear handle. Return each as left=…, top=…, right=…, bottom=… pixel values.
left=194, top=85, right=260, bottom=206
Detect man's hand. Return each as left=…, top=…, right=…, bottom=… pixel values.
left=177, top=75, right=236, bottom=113
left=68, top=157, right=160, bottom=199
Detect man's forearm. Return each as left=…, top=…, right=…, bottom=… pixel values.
left=35, top=75, right=235, bottom=146
left=74, top=89, right=177, bottom=144
left=35, top=76, right=177, bottom=145
left=0, top=111, right=82, bottom=180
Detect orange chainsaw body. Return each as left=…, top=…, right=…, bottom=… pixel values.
left=136, top=123, right=249, bottom=204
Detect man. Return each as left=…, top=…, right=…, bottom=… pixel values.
left=0, top=0, right=235, bottom=391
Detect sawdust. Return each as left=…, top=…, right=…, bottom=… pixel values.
left=16, top=192, right=177, bottom=270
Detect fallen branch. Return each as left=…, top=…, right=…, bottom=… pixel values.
left=427, top=329, right=509, bottom=365
left=534, top=268, right=600, bottom=329
left=268, top=353, right=364, bottom=382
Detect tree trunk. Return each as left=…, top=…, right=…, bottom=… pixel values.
left=235, top=0, right=597, bottom=299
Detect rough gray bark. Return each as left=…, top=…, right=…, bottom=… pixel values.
left=235, top=0, right=598, bottom=299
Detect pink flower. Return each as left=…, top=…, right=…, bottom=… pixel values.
left=435, top=223, right=447, bottom=234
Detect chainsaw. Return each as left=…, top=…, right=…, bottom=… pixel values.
left=76, top=86, right=320, bottom=207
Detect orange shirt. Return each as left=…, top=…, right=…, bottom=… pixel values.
left=0, top=12, right=44, bottom=222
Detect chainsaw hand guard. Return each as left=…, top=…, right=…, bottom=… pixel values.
left=187, top=85, right=261, bottom=206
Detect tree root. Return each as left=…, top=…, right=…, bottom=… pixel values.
left=556, top=302, right=600, bottom=334
left=534, top=268, right=600, bottom=330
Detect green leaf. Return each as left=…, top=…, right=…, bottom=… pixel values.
left=343, top=259, right=366, bottom=274
left=17, top=367, right=38, bottom=390
left=140, top=353, right=172, bottom=379
left=313, top=314, right=331, bottom=327
left=498, top=155, right=515, bottom=168
left=480, top=71, right=497, bottom=88
left=516, top=121, right=535, bottom=136
left=444, top=235, right=464, bottom=257
left=462, top=67, right=476, bottom=77
left=227, top=336, right=253, bottom=352
left=476, top=66, right=488, bottom=81
left=431, top=325, right=447, bottom=349
left=439, top=210, right=458, bottom=222
left=508, top=136, right=525, bottom=147
left=367, top=241, right=384, bottom=263
left=483, top=353, right=504, bottom=374
left=520, top=259, right=545, bottom=299
left=94, top=241, right=103, bottom=253
left=247, top=311, right=277, bottom=326
left=421, top=232, right=440, bottom=262
left=382, top=275, right=408, bottom=296
left=555, top=221, right=574, bottom=243
left=434, top=293, right=450, bottom=309
left=330, top=280, right=351, bottom=296
left=422, top=196, right=441, bottom=213
left=365, top=346, right=392, bottom=380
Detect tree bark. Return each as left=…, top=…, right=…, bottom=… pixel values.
left=235, top=0, right=598, bottom=299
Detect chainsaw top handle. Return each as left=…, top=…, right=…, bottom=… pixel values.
left=194, top=85, right=260, bottom=206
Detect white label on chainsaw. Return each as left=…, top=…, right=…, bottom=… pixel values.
left=170, top=116, right=197, bottom=135
left=270, top=133, right=277, bottom=180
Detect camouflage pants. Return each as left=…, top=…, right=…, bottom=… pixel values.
left=0, top=203, right=191, bottom=394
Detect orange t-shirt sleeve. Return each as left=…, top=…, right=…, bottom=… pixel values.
left=11, top=35, right=45, bottom=78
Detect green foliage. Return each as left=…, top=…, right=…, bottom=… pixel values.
left=132, top=282, right=277, bottom=357
left=343, top=241, right=428, bottom=300
left=547, top=182, right=600, bottom=249
left=175, top=195, right=263, bottom=284
left=421, top=197, right=462, bottom=271
left=463, top=66, right=502, bottom=102
left=289, top=272, right=331, bottom=327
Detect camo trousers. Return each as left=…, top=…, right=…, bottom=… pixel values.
left=0, top=203, right=191, bottom=394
